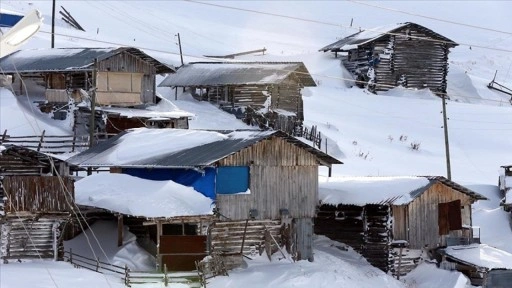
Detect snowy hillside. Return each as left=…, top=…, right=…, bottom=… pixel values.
left=2, top=1, right=512, bottom=288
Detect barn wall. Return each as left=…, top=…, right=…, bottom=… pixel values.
left=406, top=182, right=473, bottom=249
left=216, top=136, right=318, bottom=220
left=97, top=51, right=157, bottom=103
left=216, top=165, right=317, bottom=220
left=343, top=26, right=451, bottom=95
left=392, top=205, right=408, bottom=241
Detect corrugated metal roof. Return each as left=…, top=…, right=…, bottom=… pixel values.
left=0, top=47, right=175, bottom=74
left=158, top=61, right=316, bottom=87
left=319, top=22, right=458, bottom=52
left=67, top=128, right=341, bottom=168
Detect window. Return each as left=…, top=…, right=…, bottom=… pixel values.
left=216, top=166, right=250, bottom=194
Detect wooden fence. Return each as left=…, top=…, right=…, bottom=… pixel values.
left=63, top=249, right=204, bottom=287
left=1, top=129, right=89, bottom=154
left=3, top=175, right=74, bottom=214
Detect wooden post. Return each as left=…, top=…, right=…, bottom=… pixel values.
left=240, top=219, right=249, bottom=254
left=51, top=0, right=56, bottom=48
left=442, top=95, right=452, bottom=180
left=52, top=222, right=59, bottom=261
left=176, top=33, right=184, bottom=66
left=117, top=214, right=123, bottom=247
left=164, top=264, right=169, bottom=287
left=124, top=264, right=129, bottom=286
left=37, top=130, right=46, bottom=152
left=69, top=248, right=73, bottom=264
left=157, top=221, right=162, bottom=271
left=1, top=129, right=7, bottom=143
left=396, top=246, right=403, bottom=280
left=96, top=257, right=100, bottom=272
left=89, top=58, right=98, bottom=149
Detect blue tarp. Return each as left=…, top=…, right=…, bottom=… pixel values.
left=0, top=12, right=23, bottom=27
left=122, top=168, right=216, bottom=199
left=216, top=166, right=249, bottom=194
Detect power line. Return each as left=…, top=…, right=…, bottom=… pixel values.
left=347, top=0, right=512, bottom=36
left=184, top=0, right=512, bottom=53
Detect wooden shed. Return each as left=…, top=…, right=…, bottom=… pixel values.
left=68, top=128, right=341, bottom=267
left=0, top=145, right=75, bottom=262
left=159, top=62, right=316, bottom=134
left=0, top=47, right=175, bottom=106
left=320, top=22, right=457, bottom=95
left=315, top=176, right=486, bottom=273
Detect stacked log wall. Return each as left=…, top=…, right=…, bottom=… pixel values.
left=1, top=217, right=65, bottom=261
left=315, top=204, right=392, bottom=272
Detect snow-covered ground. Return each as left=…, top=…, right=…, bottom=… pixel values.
left=2, top=1, right=512, bottom=287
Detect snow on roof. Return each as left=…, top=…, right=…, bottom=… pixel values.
left=159, top=62, right=316, bottom=87
left=0, top=47, right=175, bottom=73
left=96, top=106, right=194, bottom=119
left=319, top=176, right=431, bottom=206
left=443, top=244, right=512, bottom=270
left=319, top=22, right=457, bottom=52
left=75, top=173, right=214, bottom=218
left=68, top=128, right=341, bottom=168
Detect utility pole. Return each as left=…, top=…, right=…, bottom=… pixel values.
left=176, top=33, right=184, bottom=66
left=442, top=94, right=452, bottom=180
left=87, top=59, right=98, bottom=176
left=51, top=0, right=56, bottom=48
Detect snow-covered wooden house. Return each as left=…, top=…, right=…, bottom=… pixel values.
left=0, top=144, right=75, bottom=262
left=158, top=62, right=316, bottom=134
left=68, top=128, right=341, bottom=269
left=315, top=176, right=486, bottom=273
left=0, top=47, right=175, bottom=106
left=319, top=22, right=457, bottom=95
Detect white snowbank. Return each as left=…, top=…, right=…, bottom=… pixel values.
left=403, top=262, right=470, bottom=288
left=319, top=176, right=430, bottom=206
left=75, top=173, right=213, bottom=218
left=65, top=220, right=155, bottom=271
left=444, top=244, right=512, bottom=270
left=208, top=236, right=404, bottom=288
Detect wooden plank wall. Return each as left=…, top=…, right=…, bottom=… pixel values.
left=1, top=217, right=65, bottom=261
left=406, top=183, right=473, bottom=249
left=343, top=27, right=450, bottom=95
left=315, top=204, right=392, bottom=272
left=97, top=51, right=156, bottom=103
left=216, top=165, right=317, bottom=220
left=216, top=136, right=318, bottom=220
left=3, top=176, right=74, bottom=214
left=292, top=218, right=314, bottom=261
left=392, top=205, right=409, bottom=241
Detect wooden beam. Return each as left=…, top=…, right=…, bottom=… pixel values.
left=117, top=214, right=123, bottom=247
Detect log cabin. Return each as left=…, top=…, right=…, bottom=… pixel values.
left=0, top=144, right=75, bottom=262
left=158, top=62, right=316, bottom=134
left=68, top=128, right=341, bottom=269
left=315, top=176, right=486, bottom=273
left=0, top=47, right=175, bottom=106
left=320, top=22, right=458, bottom=95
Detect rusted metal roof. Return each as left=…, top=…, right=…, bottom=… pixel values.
left=0, top=47, right=175, bottom=74
left=158, top=61, right=316, bottom=87
left=67, top=128, right=341, bottom=169
left=319, top=22, right=458, bottom=52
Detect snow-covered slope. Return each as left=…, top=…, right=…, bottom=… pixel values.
left=2, top=1, right=512, bottom=288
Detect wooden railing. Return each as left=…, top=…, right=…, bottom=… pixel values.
left=64, top=248, right=204, bottom=287
left=1, top=129, right=89, bottom=154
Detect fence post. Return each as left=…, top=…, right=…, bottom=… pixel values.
left=164, top=264, right=169, bottom=287
left=124, top=264, right=130, bottom=287
left=37, top=130, right=46, bottom=152
left=96, top=257, right=100, bottom=272
left=69, top=248, right=73, bottom=264
left=1, top=129, right=7, bottom=143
